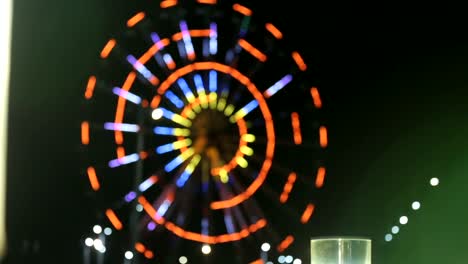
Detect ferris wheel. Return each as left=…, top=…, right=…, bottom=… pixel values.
left=80, top=1, right=328, bottom=263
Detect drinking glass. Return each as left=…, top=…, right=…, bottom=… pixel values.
left=310, top=237, right=371, bottom=264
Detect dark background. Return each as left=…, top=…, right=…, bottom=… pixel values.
left=5, top=0, right=468, bottom=263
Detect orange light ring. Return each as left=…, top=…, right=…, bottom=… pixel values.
left=300, top=203, right=315, bottom=224
left=114, top=72, right=137, bottom=145
left=139, top=196, right=267, bottom=243
left=197, top=0, right=217, bottom=4
left=149, top=62, right=275, bottom=210
left=172, top=29, right=212, bottom=42
left=105, top=209, right=123, bottom=230
left=232, top=3, right=252, bottom=16
left=277, top=235, right=294, bottom=252
left=100, top=39, right=116, bottom=59
left=160, top=0, right=178, bottom=9
left=137, top=29, right=212, bottom=66
left=265, top=23, right=283, bottom=39
left=138, top=39, right=171, bottom=65
left=86, top=166, right=100, bottom=191
left=310, top=87, right=322, bottom=109
left=81, top=121, right=90, bottom=145
left=84, top=76, right=96, bottom=100
left=127, top=12, right=146, bottom=28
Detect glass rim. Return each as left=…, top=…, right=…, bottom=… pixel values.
left=310, top=236, right=371, bottom=242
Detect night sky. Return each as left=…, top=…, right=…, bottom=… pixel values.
left=5, top=1, right=468, bottom=263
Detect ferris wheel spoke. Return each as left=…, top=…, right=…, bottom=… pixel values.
left=173, top=154, right=201, bottom=188
left=200, top=158, right=212, bottom=238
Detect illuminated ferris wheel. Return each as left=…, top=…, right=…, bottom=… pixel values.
left=80, top=0, right=328, bottom=263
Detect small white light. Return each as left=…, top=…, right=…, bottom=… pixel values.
left=391, top=226, right=400, bottom=234
left=104, top=227, right=112, bottom=236
left=430, top=177, right=439, bottom=186
left=399, top=216, right=409, bottom=225
left=278, top=255, right=286, bottom=263
left=93, top=239, right=103, bottom=248
left=261, top=242, right=271, bottom=252
left=293, top=259, right=302, bottom=264
left=84, top=238, right=94, bottom=247
left=266, top=262, right=273, bottom=264
left=385, top=234, right=393, bottom=242
left=201, top=244, right=211, bottom=255
left=152, top=108, right=164, bottom=120
left=98, top=247, right=106, bottom=253
left=93, top=239, right=104, bottom=252
left=125, top=251, right=134, bottom=260
left=412, top=201, right=421, bottom=210
left=136, top=204, right=144, bottom=212
left=179, top=256, right=188, bottom=264
left=285, top=255, right=293, bottom=263
left=93, top=225, right=102, bottom=234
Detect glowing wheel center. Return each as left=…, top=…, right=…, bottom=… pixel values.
left=190, top=109, right=240, bottom=169
left=152, top=62, right=275, bottom=210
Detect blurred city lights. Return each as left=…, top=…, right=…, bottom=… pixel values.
left=84, top=238, right=94, bottom=247
left=261, top=242, right=271, bottom=252
left=412, top=201, right=421, bottom=210
left=93, top=239, right=106, bottom=253
left=136, top=204, right=143, bottom=212
left=399, top=216, right=409, bottom=225
left=201, top=244, right=211, bottom=255
left=93, top=225, right=102, bottom=234
left=152, top=108, right=164, bottom=120
left=385, top=234, right=393, bottom=242
left=104, top=227, right=112, bottom=236
left=179, top=256, right=188, bottom=264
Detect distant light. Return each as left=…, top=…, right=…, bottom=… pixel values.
left=93, top=239, right=103, bottom=248
left=385, top=234, right=393, bottom=242
left=84, top=238, right=94, bottom=247
left=93, top=225, right=102, bottom=234
left=152, top=108, right=164, bottom=120
left=266, top=262, right=273, bottom=264
left=391, top=226, right=400, bottom=234
left=293, top=259, right=302, bottom=264
left=125, top=251, right=134, bottom=260
left=147, top=221, right=156, bottom=231
left=399, top=216, right=408, bottom=225
left=125, top=191, right=137, bottom=202
left=201, top=244, right=211, bottom=255
left=93, top=239, right=105, bottom=252
left=136, top=204, right=143, bottom=212
left=412, top=201, right=421, bottom=210
left=261, top=242, right=271, bottom=252
left=179, top=256, right=188, bottom=264
left=104, top=227, right=112, bottom=236
left=285, top=255, right=293, bottom=263
left=430, top=177, right=439, bottom=186
left=278, top=255, right=286, bottom=263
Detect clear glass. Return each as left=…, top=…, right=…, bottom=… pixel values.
left=310, top=237, right=371, bottom=264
